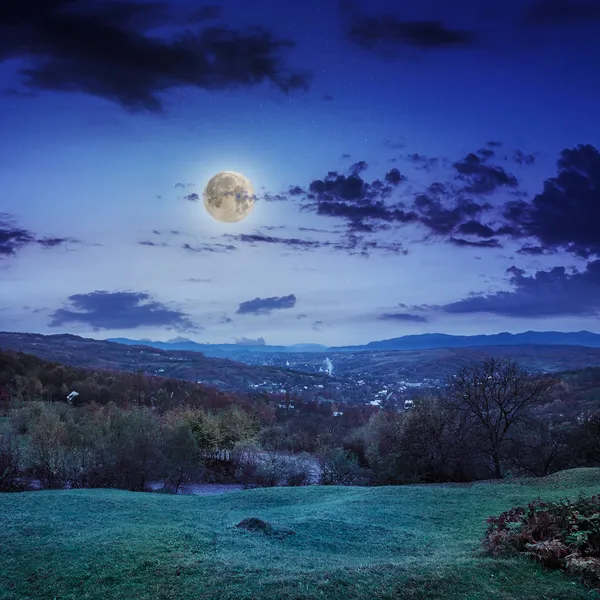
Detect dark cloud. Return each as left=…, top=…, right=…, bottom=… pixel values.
left=378, top=312, right=428, bottom=323
left=449, top=237, right=502, bottom=248
left=49, top=290, right=199, bottom=331
left=439, top=261, right=600, bottom=318
left=513, top=150, right=536, bottom=165
left=37, top=236, right=79, bottom=248
left=342, top=6, right=477, bottom=56
left=299, top=168, right=418, bottom=234
left=0, top=221, right=33, bottom=256
left=502, top=144, right=600, bottom=258
left=406, top=153, right=440, bottom=171
left=237, top=294, right=297, bottom=315
left=139, top=240, right=168, bottom=247
left=522, top=0, right=600, bottom=27
left=516, top=245, right=552, bottom=256
left=341, top=153, right=351, bottom=159
left=220, top=316, right=233, bottom=324
left=477, top=148, right=496, bottom=160
left=224, top=233, right=326, bottom=251
left=186, top=278, right=212, bottom=283
left=0, top=214, right=76, bottom=257
left=384, top=168, right=405, bottom=185
left=453, top=153, right=519, bottom=194
left=183, top=193, right=200, bottom=203
left=1, top=0, right=310, bottom=112
left=175, top=182, right=195, bottom=189
left=350, top=160, right=368, bottom=175
left=296, top=313, right=308, bottom=320
left=413, top=193, right=491, bottom=236
left=487, top=141, right=502, bottom=147
left=235, top=336, right=266, bottom=345
left=288, top=185, right=306, bottom=196
left=261, top=192, right=288, bottom=202
left=455, top=220, right=495, bottom=238
left=182, top=242, right=236, bottom=253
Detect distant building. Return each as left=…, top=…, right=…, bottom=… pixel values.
left=66, top=391, right=79, bottom=403
left=404, top=399, right=414, bottom=410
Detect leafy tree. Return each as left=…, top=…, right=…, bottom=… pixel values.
left=162, top=417, right=200, bottom=493
left=26, top=403, right=69, bottom=488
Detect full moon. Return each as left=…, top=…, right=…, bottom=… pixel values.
left=203, top=171, right=255, bottom=223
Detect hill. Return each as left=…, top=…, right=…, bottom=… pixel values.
left=107, top=330, right=600, bottom=356
left=0, top=331, right=329, bottom=392
left=108, top=336, right=329, bottom=356
left=330, top=330, right=600, bottom=351
left=1, top=468, right=599, bottom=599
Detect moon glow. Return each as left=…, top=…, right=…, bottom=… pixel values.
left=203, top=171, right=255, bottom=223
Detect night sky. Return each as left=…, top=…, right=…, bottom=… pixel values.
left=1, top=0, right=600, bottom=346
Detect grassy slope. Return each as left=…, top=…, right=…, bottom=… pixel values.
left=2, top=470, right=600, bottom=600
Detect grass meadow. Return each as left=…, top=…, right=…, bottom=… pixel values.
left=2, top=469, right=600, bottom=599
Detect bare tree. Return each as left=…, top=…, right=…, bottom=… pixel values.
left=446, top=357, right=559, bottom=479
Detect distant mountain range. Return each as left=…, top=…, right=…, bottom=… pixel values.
left=107, top=330, right=600, bottom=356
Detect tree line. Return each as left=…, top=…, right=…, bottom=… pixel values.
left=1, top=349, right=599, bottom=492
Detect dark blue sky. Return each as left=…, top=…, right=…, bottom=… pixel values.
left=1, top=0, right=600, bottom=345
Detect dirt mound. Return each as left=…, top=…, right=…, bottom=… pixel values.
left=235, top=518, right=295, bottom=538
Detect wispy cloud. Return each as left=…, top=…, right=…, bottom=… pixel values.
left=236, top=294, right=297, bottom=315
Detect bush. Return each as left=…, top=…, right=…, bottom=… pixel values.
left=232, top=443, right=313, bottom=488
left=0, top=428, right=25, bottom=492
left=318, top=447, right=371, bottom=486
left=483, top=494, right=600, bottom=587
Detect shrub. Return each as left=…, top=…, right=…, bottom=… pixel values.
left=482, top=494, right=600, bottom=587
left=0, top=428, right=25, bottom=492
left=318, top=447, right=372, bottom=486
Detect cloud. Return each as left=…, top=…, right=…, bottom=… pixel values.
left=477, top=148, right=496, bottom=160
left=37, top=236, right=79, bottom=248
left=513, top=150, right=536, bottom=165
left=350, top=160, right=369, bottom=175
left=183, top=193, right=200, bottom=203
left=235, top=336, right=266, bottom=345
left=522, top=0, right=600, bottom=26
left=342, top=6, right=477, bottom=56
left=502, top=144, right=600, bottom=257
left=455, top=220, right=496, bottom=238
left=138, top=240, right=168, bottom=247
left=448, top=237, right=502, bottom=248
left=182, top=242, right=236, bottom=253
left=406, top=153, right=440, bottom=171
left=378, top=312, right=428, bottom=323
left=297, top=313, right=308, bottom=320
left=439, top=260, right=600, bottom=317
left=175, top=182, right=195, bottom=189
left=452, top=153, right=519, bottom=194
left=1, top=0, right=310, bottom=112
left=49, top=290, right=199, bottom=331
left=0, top=219, right=35, bottom=256
left=384, top=168, right=405, bottom=185
left=412, top=192, right=491, bottom=236
left=224, top=232, right=327, bottom=251
left=236, top=294, right=297, bottom=315
left=299, top=168, right=417, bottom=233
left=0, top=213, right=76, bottom=258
